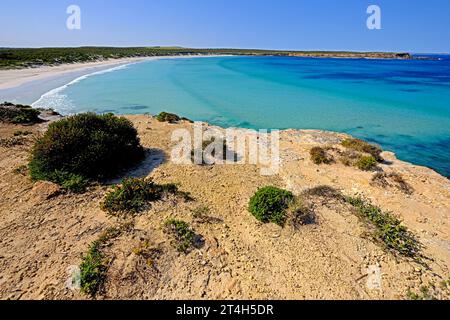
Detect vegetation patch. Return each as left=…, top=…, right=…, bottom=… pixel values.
left=288, top=198, right=316, bottom=228
left=13, top=130, right=33, bottom=137
left=248, top=186, right=294, bottom=227
left=156, top=111, right=181, bottom=123
left=304, top=185, right=344, bottom=200
left=0, top=136, right=25, bottom=148
left=80, top=224, right=132, bottom=297
left=0, top=102, right=41, bottom=124
left=164, top=219, right=197, bottom=253
left=102, top=178, right=190, bottom=215
left=406, top=280, right=450, bottom=300
left=355, top=155, right=378, bottom=171
left=371, top=172, right=414, bottom=194
left=191, top=205, right=222, bottom=224
left=341, top=138, right=383, bottom=162
left=310, top=146, right=333, bottom=165
left=28, top=113, right=144, bottom=192
left=80, top=240, right=107, bottom=297
left=346, top=196, right=421, bottom=259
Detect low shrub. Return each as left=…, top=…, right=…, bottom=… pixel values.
left=102, top=178, right=163, bottom=215
left=29, top=113, right=144, bottom=189
left=310, top=147, right=333, bottom=165
left=0, top=102, right=41, bottom=124
left=371, top=172, right=414, bottom=194
left=80, top=241, right=106, bottom=297
left=304, top=185, right=343, bottom=200
left=102, top=178, right=189, bottom=215
left=79, top=224, right=132, bottom=297
left=341, top=138, right=383, bottom=162
left=346, top=196, right=421, bottom=259
left=156, top=112, right=181, bottom=123
left=355, top=155, right=378, bottom=171
left=248, top=186, right=294, bottom=226
left=164, top=219, right=196, bottom=253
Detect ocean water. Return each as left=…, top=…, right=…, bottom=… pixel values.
left=31, top=55, right=450, bottom=178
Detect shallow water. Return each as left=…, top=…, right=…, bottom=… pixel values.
left=20, top=56, right=450, bottom=178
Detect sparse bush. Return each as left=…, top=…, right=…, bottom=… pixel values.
left=29, top=113, right=144, bottom=188
left=310, top=147, right=333, bottom=165
left=304, top=185, right=343, bottom=200
left=346, top=197, right=421, bottom=259
left=371, top=172, right=414, bottom=194
left=102, top=178, right=163, bottom=215
left=341, top=138, right=383, bottom=162
left=248, top=186, right=294, bottom=226
left=355, top=155, right=378, bottom=171
left=156, top=111, right=181, bottom=123
left=0, top=102, right=41, bottom=124
left=164, top=219, right=196, bottom=253
left=288, top=198, right=316, bottom=228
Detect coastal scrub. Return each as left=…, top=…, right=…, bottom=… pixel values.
left=248, top=186, right=294, bottom=226
left=346, top=196, right=421, bottom=259
left=29, top=113, right=144, bottom=192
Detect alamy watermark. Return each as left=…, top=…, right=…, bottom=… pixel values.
left=367, top=5, right=382, bottom=30
left=171, top=122, right=280, bottom=176
left=66, top=5, right=81, bottom=30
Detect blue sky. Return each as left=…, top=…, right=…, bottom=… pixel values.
left=1, top=0, right=449, bottom=53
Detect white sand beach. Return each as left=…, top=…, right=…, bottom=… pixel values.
left=0, top=57, right=151, bottom=90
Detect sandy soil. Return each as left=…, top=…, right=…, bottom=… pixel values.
left=0, top=115, right=449, bottom=300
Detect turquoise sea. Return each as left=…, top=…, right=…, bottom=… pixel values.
left=13, top=56, right=450, bottom=178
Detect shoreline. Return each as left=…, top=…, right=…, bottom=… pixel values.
left=0, top=54, right=229, bottom=91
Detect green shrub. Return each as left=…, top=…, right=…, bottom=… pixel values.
left=346, top=197, right=421, bottom=259
left=79, top=224, right=131, bottom=297
left=101, top=178, right=189, bottom=215
left=102, top=178, right=162, bottom=214
left=80, top=240, right=106, bottom=297
left=310, top=147, right=333, bottom=165
left=29, top=113, right=144, bottom=187
left=355, top=155, right=378, bottom=171
left=248, top=186, right=294, bottom=226
left=0, top=102, right=41, bottom=124
left=164, top=219, right=196, bottom=253
left=341, top=138, right=383, bottom=162
left=156, top=112, right=181, bottom=123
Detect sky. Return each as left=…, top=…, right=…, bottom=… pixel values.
left=1, top=0, right=449, bottom=53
